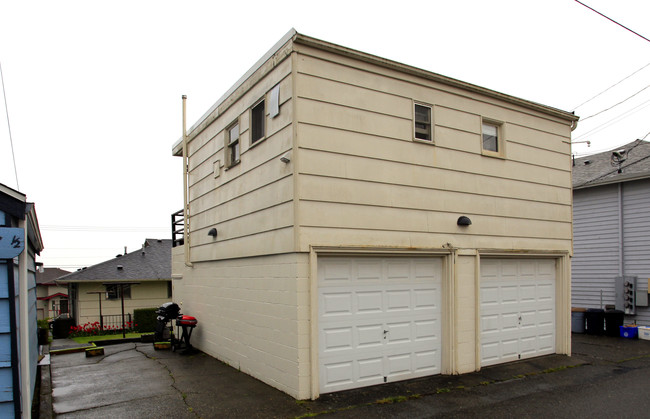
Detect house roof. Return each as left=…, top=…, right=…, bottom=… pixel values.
left=57, top=239, right=171, bottom=283
left=36, top=267, right=71, bottom=285
left=573, top=140, right=650, bottom=189
left=173, top=29, right=579, bottom=156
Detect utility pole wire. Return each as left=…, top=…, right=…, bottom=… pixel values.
left=574, top=0, right=650, bottom=44
left=0, top=61, right=19, bottom=190
left=572, top=61, right=650, bottom=111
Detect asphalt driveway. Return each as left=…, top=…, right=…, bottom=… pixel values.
left=41, top=334, right=650, bottom=418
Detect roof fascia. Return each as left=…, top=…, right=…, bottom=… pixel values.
left=574, top=172, right=650, bottom=190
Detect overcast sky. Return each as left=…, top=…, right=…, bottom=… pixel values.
left=1, top=0, right=648, bottom=270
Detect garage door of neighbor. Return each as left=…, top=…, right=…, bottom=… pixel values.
left=318, top=257, right=442, bottom=394
left=480, top=258, right=556, bottom=367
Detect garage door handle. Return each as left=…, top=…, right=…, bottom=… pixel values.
left=383, top=330, right=388, bottom=339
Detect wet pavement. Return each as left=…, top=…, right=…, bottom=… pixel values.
left=41, top=334, right=650, bottom=418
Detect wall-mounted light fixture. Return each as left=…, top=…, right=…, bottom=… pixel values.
left=457, top=216, right=472, bottom=226
left=208, top=228, right=218, bottom=238
left=280, top=152, right=291, bottom=163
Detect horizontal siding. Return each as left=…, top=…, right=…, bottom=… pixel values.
left=185, top=58, right=295, bottom=262
left=571, top=186, right=620, bottom=309
left=293, top=45, right=571, bottom=138
left=294, top=51, right=572, bottom=253
left=622, top=179, right=650, bottom=325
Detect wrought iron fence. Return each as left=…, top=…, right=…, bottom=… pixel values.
left=101, top=314, right=132, bottom=331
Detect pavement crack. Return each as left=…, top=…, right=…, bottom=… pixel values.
left=135, top=345, right=200, bottom=418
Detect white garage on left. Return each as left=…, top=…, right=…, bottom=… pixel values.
left=317, top=256, right=443, bottom=394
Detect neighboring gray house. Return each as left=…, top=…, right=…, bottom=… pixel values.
left=572, top=139, right=650, bottom=325
left=58, top=239, right=172, bottom=327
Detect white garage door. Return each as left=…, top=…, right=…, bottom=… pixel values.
left=480, top=258, right=556, bottom=367
left=318, top=257, right=442, bottom=394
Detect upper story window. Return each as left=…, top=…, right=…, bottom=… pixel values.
left=251, top=99, right=265, bottom=144
left=414, top=103, right=432, bottom=141
left=226, top=122, right=240, bottom=167
left=481, top=119, right=505, bottom=157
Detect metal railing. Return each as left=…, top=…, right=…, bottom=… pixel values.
left=171, top=209, right=184, bottom=248
left=101, top=314, right=133, bottom=331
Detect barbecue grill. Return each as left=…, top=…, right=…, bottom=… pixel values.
left=154, top=302, right=197, bottom=353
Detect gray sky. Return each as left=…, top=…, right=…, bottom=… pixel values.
left=1, top=0, right=648, bottom=270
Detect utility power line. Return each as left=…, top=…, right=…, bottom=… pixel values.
left=572, top=60, right=650, bottom=111
left=0, top=60, right=19, bottom=189
left=575, top=0, right=650, bottom=44
left=579, top=84, right=650, bottom=122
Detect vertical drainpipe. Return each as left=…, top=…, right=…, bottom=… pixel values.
left=18, top=216, right=30, bottom=418
left=182, top=95, right=192, bottom=267
left=618, top=183, right=624, bottom=276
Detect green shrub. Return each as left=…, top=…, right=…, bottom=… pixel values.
left=134, top=308, right=157, bottom=332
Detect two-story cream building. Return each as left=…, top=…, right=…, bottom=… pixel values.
left=171, top=29, right=578, bottom=400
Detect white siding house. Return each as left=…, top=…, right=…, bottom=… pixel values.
left=572, top=140, right=650, bottom=325
left=171, top=29, right=578, bottom=399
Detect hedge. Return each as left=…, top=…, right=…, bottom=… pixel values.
left=133, top=308, right=157, bottom=332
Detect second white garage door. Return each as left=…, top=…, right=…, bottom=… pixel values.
left=480, top=258, right=556, bottom=367
left=318, top=257, right=442, bottom=394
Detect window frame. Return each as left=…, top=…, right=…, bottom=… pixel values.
left=250, top=98, right=266, bottom=146
left=225, top=119, right=241, bottom=168
left=481, top=118, right=505, bottom=158
left=413, top=102, right=433, bottom=143
left=105, top=284, right=131, bottom=300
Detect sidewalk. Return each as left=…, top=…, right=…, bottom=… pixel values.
left=41, top=334, right=650, bottom=418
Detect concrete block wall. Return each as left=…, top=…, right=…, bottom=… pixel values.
left=172, top=253, right=310, bottom=398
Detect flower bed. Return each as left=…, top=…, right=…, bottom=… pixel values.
left=69, top=321, right=138, bottom=338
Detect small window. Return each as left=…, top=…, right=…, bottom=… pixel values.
left=226, top=122, right=240, bottom=167
left=105, top=284, right=131, bottom=300
left=482, top=122, right=499, bottom=152
left=414, top=104, right=432, bottom=141
left=251, top=99, right=265, bottom=144
left=167, top=281, right=172, bottom=298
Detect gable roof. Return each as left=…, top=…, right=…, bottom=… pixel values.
left=36, top=268, right=71, bottom=285
left=573, top=140, right=650, bottom=189
left=57, top=239, right=171, bottom=283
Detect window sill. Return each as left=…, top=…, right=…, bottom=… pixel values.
left=413, top=137, right=435, bottom=145
left=225, top=160, right=240, bottom=171
left=481, top=149, right=506, bottom=159
left=250, top=136, right=267, bottom=149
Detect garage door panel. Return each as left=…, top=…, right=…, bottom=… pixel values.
left=386, top=290, right=411, bottom=311
left=322, top=327, right=354, bottom=352
left=321, top=292, right=353, bottom=317
left=358, top=357, right=384, bottom=382
left=357, top=325, right=383, bottom=348
left=357, top=291, right=383, bottom=313
left=414, top=288, right=438, bottom=309
left=414, top=319, right=438, bottom=340
left=480, top=259, right=556, bottom=367
left=319, top=257, right=442, bottom=393
left=414, top=349, right=439, bottom=372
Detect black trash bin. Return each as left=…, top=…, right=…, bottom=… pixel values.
left=604, top=310, right=625, bottom=336
left=52, top=316, right=75, bottom=339
left=585, top=308, right=605, bottom=335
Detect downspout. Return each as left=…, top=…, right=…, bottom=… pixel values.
left=19, top=217, right=30, bottom=418
left=618, top=183, right=624, bottom=276
left=182, top=95, right=193, bottom=267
